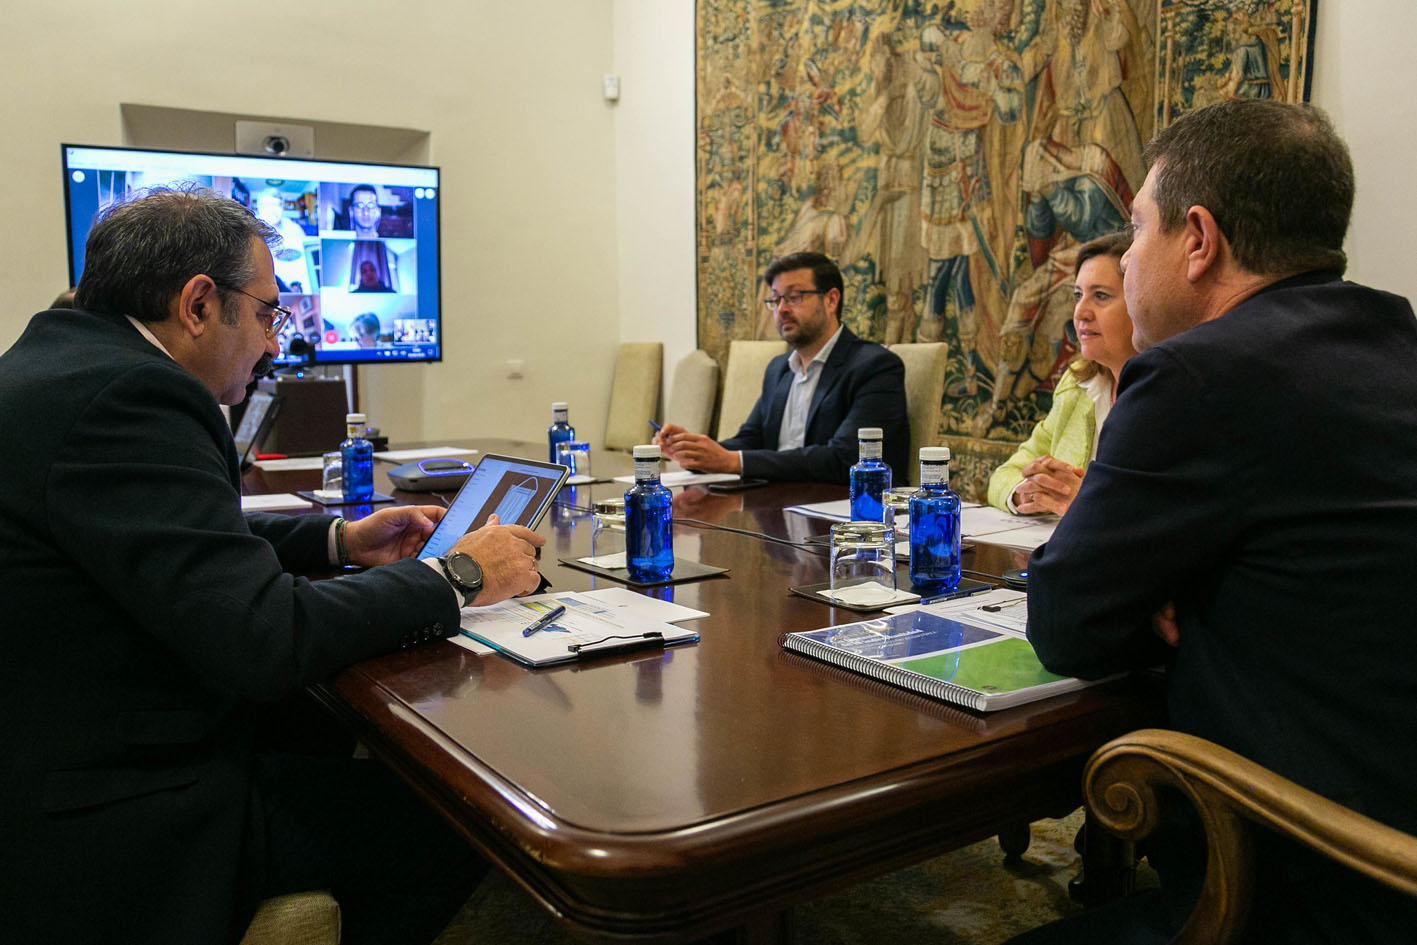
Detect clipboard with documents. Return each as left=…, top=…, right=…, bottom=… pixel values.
left=458, top=591, right=701, bottom=667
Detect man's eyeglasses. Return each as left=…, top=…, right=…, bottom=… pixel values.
left=763, top=289, right=824, bottom=310
left=219, top=284, right=292, bottom=337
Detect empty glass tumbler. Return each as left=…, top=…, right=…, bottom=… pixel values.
left=828, top=520, right=898, bottom=606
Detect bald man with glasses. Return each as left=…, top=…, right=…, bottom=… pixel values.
left=656, top=251, right=909, bottom=483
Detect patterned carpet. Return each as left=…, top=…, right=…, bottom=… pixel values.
left=433, top=808, right=1152, bottom=944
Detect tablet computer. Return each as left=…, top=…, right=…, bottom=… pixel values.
left=417, top=453, right=570, bottom=560
left=233, top=391, right=283, bottom=470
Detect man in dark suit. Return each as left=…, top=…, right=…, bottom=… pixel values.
left=0, top=187, right=545, bottom=945
left=1017, top=101, right=1417, bottom=943
left=656, top=252, right=909, bottom=483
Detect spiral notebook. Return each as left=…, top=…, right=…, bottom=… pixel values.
left=779, top=608, right=1105, bottom=712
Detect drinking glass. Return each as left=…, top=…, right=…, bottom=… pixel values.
left=319, top=451, right=344, bottom=498
left=556, top=440, right=593, bottom=480
left=828, top=521, right=898, bottom=605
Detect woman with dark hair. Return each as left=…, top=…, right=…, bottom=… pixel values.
left=987, top=231, right=1135, bottom=516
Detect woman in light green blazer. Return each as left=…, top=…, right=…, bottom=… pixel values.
left=988, top=232, right=1136, bottom=515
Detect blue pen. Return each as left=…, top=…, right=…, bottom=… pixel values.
left=918, top=583, right=994, bottom=605
left=648, top=419, right=662, bottom=433
left=522, top=604, right=567, bottom=637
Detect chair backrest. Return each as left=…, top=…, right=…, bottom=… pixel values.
left=1084, top=728, right=1417, bottom=945
left=664, top=349, right=720, bottom=436
left=715, top=340, right=787, bottom=439
left=240, top=891, right=341, bottom=945
left=604, top=342, right=663, bottom=451
left=887, top=342, right=949, bottom=484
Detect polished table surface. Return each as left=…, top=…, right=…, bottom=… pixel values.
left=248, top=440, right=1161, bottom=941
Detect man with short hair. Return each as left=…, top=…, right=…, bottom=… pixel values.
left=0, top=186, right=543, bottom=944
left=1020, top=100, right=1417, bottom=942
left=348, top=182, right=383, bottom=237
left=656, top=251, right=910, bottom=483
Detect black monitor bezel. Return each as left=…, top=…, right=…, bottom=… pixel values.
left=59, top=142, right=444, bottom=368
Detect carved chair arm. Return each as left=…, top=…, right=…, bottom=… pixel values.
left=1084, top=728, right=1417, bottom=945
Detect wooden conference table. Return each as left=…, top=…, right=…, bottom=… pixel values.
left=247, top=440, right=1161, bottom=943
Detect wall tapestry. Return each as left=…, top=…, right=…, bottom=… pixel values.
left=696, top=0, right=1316, bottom=500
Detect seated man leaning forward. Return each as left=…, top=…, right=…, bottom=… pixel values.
left=1015, top=100, right=1417, bottom=945
left=656, top=251, right=909, bottom=483
left=0, top=186, right=545, bottom=945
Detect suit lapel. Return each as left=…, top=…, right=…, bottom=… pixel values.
left=764, top=362, right=794, bottom=449
left=806, top=327, right=855, bottom=433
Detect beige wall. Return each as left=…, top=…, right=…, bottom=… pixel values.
left=613, top=0, right=697, bottom=420
left=1, top=0, right=622, bottom=446
left=1310, top=1, right=1417, bottom=305
left=3, top=0, right=1414, bottom=450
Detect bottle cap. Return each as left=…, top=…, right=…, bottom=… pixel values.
left=632, top=444, right=661, bottom=459
left=920, top=446, right=951, bottom=462
left=551, top=401, right=568, bottom=411
left=857, top=427, right=883, bottom=440
left=346, top=412, right=366, bottom=424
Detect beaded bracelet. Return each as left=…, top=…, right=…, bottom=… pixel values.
left=334, top=517, right=351, bottom=567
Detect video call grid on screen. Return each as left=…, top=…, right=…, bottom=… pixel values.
left=61, top=144, right=442, bottom=367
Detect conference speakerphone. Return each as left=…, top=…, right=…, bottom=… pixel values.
left=387, top=457, right=477, bottom=492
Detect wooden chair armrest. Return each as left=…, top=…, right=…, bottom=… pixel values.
left=1084, top=728, right=1417, bottom=945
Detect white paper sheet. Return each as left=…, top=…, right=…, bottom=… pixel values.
left=457, top=592, right=699, bottom=666
left=611, top=471, right=741, bottom=487
left=254, top=457, right=324, bottom=472
left=373, top=447, right=479, bottom=462
left=240, top=493, right=314, bottom=511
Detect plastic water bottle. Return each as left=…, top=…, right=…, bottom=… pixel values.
left=548, top=402, right=575, bottom=465
left=849, top=427, right=891, bottom=523
left=625, top=444, right=674, bottom=582
left=340, top=412, right=374, bottom=502
left=909, top=447, right=961, bottom=593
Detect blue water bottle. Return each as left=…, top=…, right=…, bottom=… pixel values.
left=909, top=447, right=961, bottom=593
left=849, top=427, right=891, bottom=523
left=340, top=412, right=374, bottom=502
left=548, top=401, right=575, bottom=465
left=625, top=444, right=674, bottom=582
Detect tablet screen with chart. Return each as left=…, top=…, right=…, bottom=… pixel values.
left=417, top=454, right=570, bottom=560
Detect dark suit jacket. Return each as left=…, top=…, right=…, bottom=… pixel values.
left=1027, top=272, right=1417, bottom=942
left=0, top=308, right=460, bottom=944
left=719, top=326, right=910, bottom=483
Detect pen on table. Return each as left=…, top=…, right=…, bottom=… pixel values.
left=522, top=604, right=567, bottom=637
left=919, top=584, right=993, bottom=605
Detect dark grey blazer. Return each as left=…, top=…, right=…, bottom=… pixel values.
left=0, top=307, right=459, bottom=944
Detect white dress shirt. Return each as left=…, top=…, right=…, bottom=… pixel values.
left=776, top=326, right=843, bottom=450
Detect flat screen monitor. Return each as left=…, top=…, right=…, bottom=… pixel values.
left=61, top=143, right=442, bottom=367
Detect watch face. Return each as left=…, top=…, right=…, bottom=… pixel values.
left=447, top=553, right=483, bottom=590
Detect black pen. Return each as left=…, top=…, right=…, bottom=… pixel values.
left=522, top=604, right=567, bottom=637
